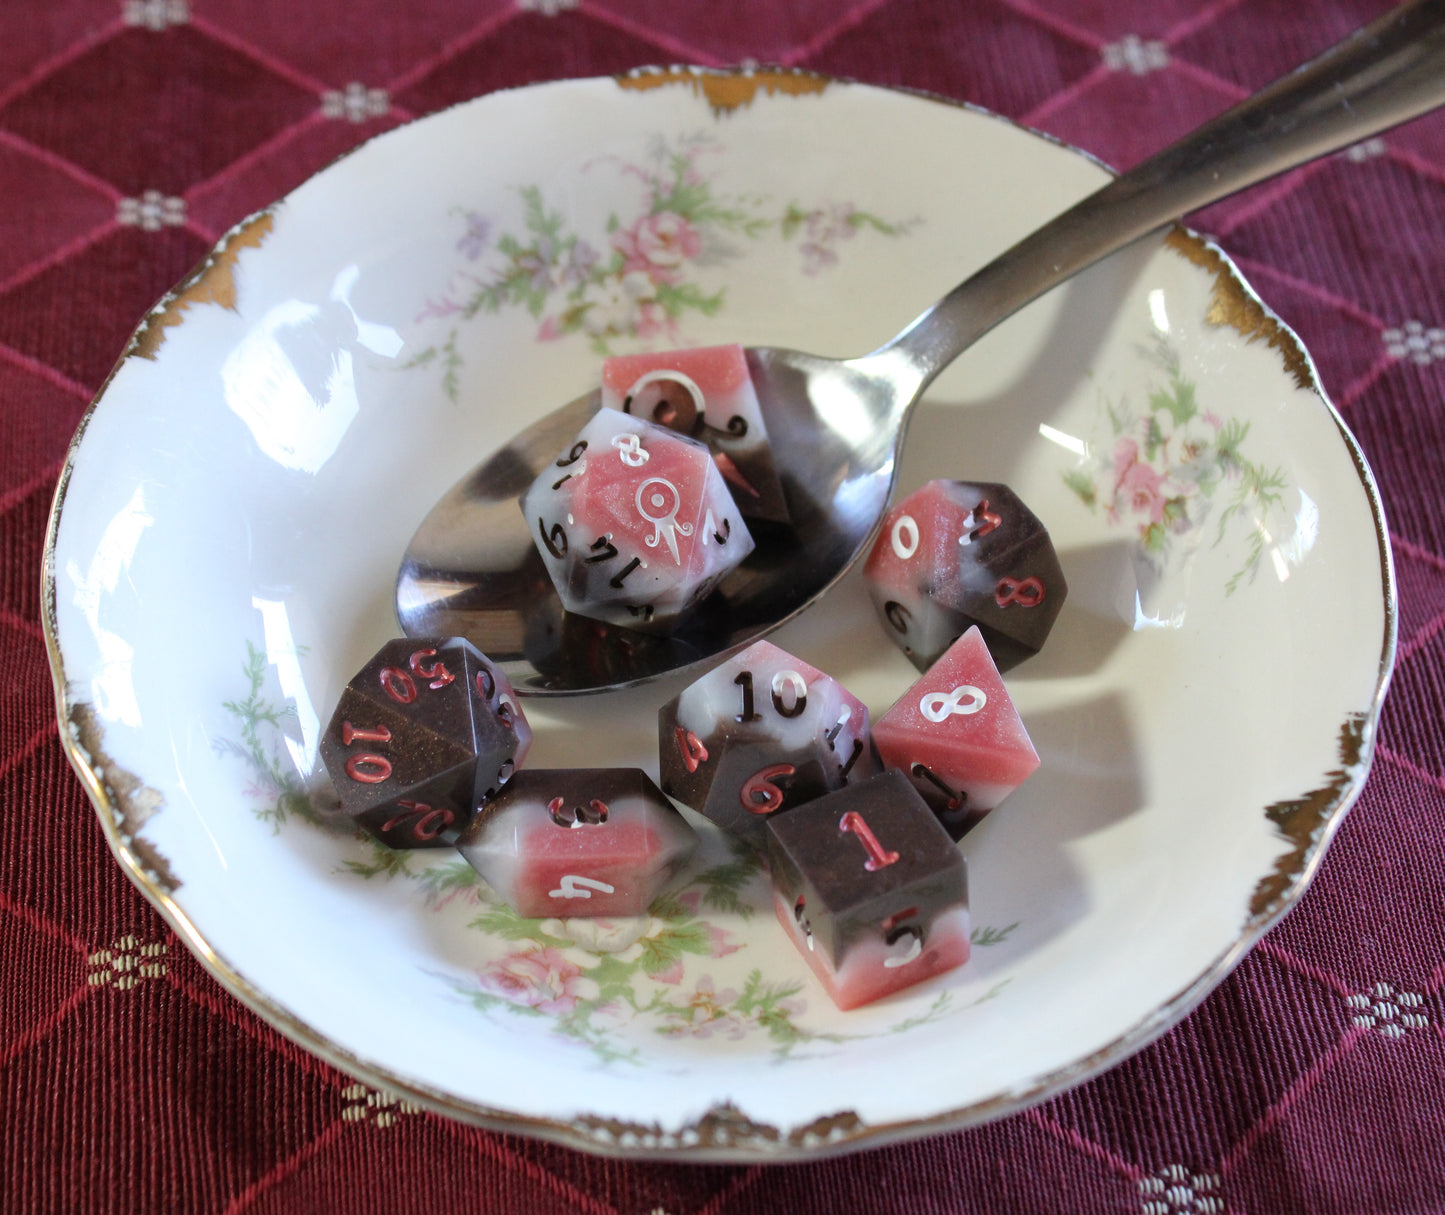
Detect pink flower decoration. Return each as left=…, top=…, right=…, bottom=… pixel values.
left=650, top=958, right=686, bottom=986
left=479, top=947, right=587, bottom=1015
left=1111, top=437, right=1169, bottom=524
left=613, top=211, right=701, bottom=281
left=706, top=925, right=742, bottom=958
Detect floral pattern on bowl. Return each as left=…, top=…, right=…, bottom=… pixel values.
left=410, top=133, right=914, bottom=393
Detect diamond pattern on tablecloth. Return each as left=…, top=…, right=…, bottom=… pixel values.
left=0, top=972, right=343, bottom=1213
left=200, top=0, right=513, bottom=90
left=0, top=897, right=86, bottom=1052
left=0, top=223, right=210, bottom=390
left=185, top=112, right=402, bottom=240
left=0, top=140, right=116, bottom=289
left=1225, top=1027, right=1445, bottom=1214
left=1205, top=156, right=1445, bottom=328
left=1031, top=57, right=1239, bottom=170
left=0, top=478, right=63, bottom=626
left=1044, top=948, right=1350, bottom=1167
left=1170, top=0, right=1399, bottom=92
left=804, top=0, right=1099, bottom=118
left=0, top=25, right=317, bottom=195
left=1338, top=364, right=1445, bottom=560
left=394, top=11, right=674, bottom=117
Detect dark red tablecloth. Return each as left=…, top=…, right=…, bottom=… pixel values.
left=7, top=1, right=1445, bottom=1211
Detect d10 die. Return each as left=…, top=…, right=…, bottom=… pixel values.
left=457, top=768, right=697, bottom=918
left=320, top=638, right=531, bottom=849
left=658, top=639, right=878, bottom=851
left=864, top=479, right=1067, bottom=672
left=765, top=770, right=970, bottom=1011
left=872, top=626, right=1039, bottom=839
left=601, top=344, right=789, bottom=524
left=521, top=409, right=754, bottom=633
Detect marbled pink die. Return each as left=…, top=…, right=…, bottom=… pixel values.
left=872, top=626, right=1039, bottom=839
left=601, top=344, right=789, bottom=523
left=864, top=479, right=1067, bottom=672
left=766, top=770, right=970, bottom=1011
left=319, top=637, right=531, bottom=849
left=658, top=639, right=878, bottom=850
left=457, top=768, right=697, bottom=918
left=520, top=409, right=754, bottom=632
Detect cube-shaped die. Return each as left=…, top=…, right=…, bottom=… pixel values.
left=658, top=639, right=878, bottom=851
left=766, top=770, right=970, bottom=1010
left=457, top=768, right=697, bottom=918
left=521, top=409, right=754, bottom=632
left=320, top=638, right=531, bottom=848
left=601, top=344, right=789, bottom=523
left=864, top=479, right=1067, bottom=671
left=872, top=627, right=1039, bottom=839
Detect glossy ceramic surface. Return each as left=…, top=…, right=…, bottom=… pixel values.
left=43, top=69, right=1395, bottom=1159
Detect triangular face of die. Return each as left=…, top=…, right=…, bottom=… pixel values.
left=874, top=626, right=1040, bottom=798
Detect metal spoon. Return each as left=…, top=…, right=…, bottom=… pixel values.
left=397, top=0, right=1445, bottom=695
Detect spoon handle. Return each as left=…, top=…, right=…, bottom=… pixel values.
left=881, top=0, right=1445, bottom=388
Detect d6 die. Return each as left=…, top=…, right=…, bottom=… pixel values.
left=457, top=768, right=697, bottom=918
left=872, top=626, right=1039, bottom=839
left=320, top=638, right=531, bottom=848
left=521, top=409, right=754, bottom=633
left=601, top=344, right=789, bottom=523
left=865, top=479, right=1067, bottom=671
left=658, top=639, right=878, bottom=851
left=765, top=770, right=970, bottom=1010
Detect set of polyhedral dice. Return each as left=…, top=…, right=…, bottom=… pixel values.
left=319, top=344, right=1068, bottom=1011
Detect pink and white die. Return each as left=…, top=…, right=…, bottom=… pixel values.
left=601, top=344, right=789, bottom=523
left=872, top=626, right=1040, bottom=839
left=520, top=409, right=754, bottom=632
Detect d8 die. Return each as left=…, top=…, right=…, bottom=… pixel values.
left=872, top=626, right=1039, bottom=839
left=864, top=479, right=1067, bottom=671
left=658, top=639, right=878, bottom=851
left=765, top=770, right=970, bottom=1011
left=457, top=768, right=697, bottom=918
left=320, top=638, right=531, bottom=848
left=601, top=344, right=789, bottom=523
left=521, top=409, right=754, bottom=633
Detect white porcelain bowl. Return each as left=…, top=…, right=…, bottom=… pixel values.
left=43, top=69, right=1395, bottom=1159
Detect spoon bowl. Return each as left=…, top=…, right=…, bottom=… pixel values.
left=398, top=0, right=1445, bottom=693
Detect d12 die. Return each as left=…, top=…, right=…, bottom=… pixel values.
left=765, top=770, right=970, bottom=1011
left=601, top=344, right=789, bottom=524
left=320, top=638, right=531, bottom=848
left=521, top=409, right=754, bottom=633
left=457, top=768, right=697, bottom=918
left=658, top=639, right=878, bottom=851
left=864, top=479, right=1067, bottom=672
left=872, top=626, right=1039, bottom=839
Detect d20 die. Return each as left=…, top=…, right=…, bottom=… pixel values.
left=601, top=344, right=789, bottom=523
left=457, top=768, right=697, bottom=918
left=864, top=479, right=1067, bottom=671
left=320, top=638, right=531, bottom=849
left=872, top=626, right=1039, bottom=839
left=765, top=770, right=970, bottom=1011
left=521, top=409, right=754, bottom=633
left=658, top=639, right=878, bottom=851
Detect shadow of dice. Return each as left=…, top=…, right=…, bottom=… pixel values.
left=320, top=638, right=531, bottom=848
left=457, top=769, right=697, bottom=918
left=766, top=770, right=970, bottom=1010
left=873, top=627, right=1039, bottom=839
left=601, top=344, right=789, bottom=524
left=658, top=639, right=878, bottom=851
left=864, top=479, right=1067, bottom=672
left=521, top=409, right=754, bottom=633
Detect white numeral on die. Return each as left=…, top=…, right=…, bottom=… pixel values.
left=919, top=684, right=987, bottom=722
left=550, top=874, right=616, bottom=899
left=890, top=514, right=920, bottom=559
